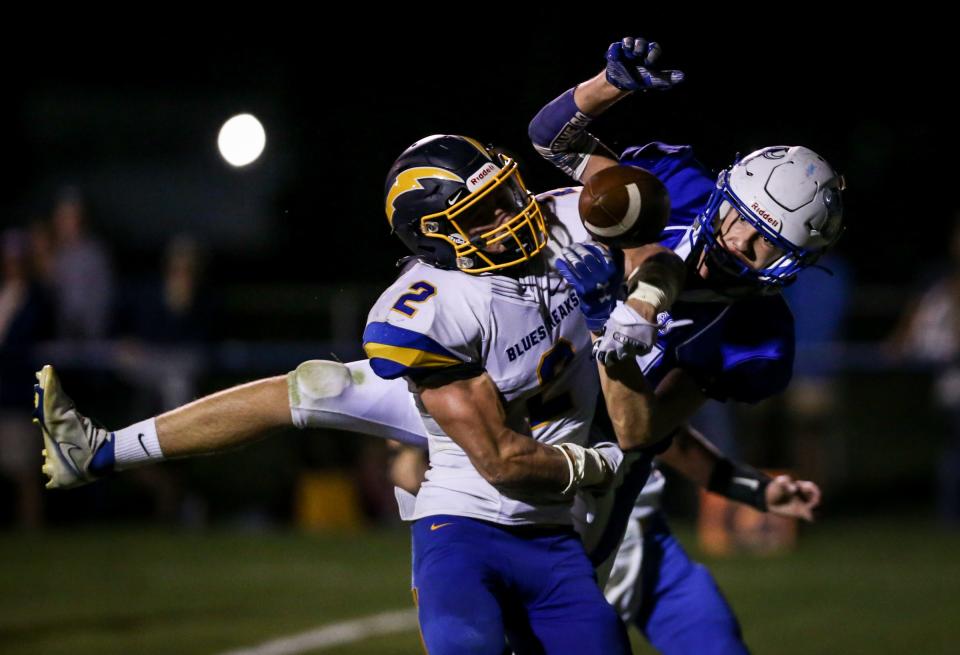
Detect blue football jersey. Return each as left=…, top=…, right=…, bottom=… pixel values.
left=618, top=142, right=795, bottom=403
left=587, top=144, right=799, bottom=567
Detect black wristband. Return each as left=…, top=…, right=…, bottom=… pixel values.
left=707, top=459, right=771, bottom=511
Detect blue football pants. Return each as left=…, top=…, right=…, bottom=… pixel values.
left=636, top=514, right=749, bottom=655
left=412, top=515, right=630, bottom=655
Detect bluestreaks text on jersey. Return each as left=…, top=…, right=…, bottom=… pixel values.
left=505, top=293, right=580, bottom=362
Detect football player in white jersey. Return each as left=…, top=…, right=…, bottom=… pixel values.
left=38, top=132, right=668, bottom=653
left=360, top=134, right=668, bottom=653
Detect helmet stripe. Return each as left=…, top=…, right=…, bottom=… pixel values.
left=385, top=167, right=464, bottom=225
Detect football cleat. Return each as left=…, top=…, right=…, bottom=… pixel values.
left=33, top=364, right=110, bottom=489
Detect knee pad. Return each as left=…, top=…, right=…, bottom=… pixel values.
left=287, top=360, right=354, bottom=429
left=287, top=359, right=427, bottom=446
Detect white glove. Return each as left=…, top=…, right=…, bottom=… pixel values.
left=554, top=441, right=623, bottom=494
left=593, top=301, right=692, bottom=366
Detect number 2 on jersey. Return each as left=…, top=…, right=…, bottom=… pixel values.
left=528, top=339, right=576, bottom=428
left=391, top=281, right=437, bottom=317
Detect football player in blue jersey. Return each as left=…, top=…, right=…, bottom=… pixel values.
left=527, top=35, right=841, bottom=653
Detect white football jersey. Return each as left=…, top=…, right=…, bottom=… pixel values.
left=361, top=187, right=665, bottom=525
left=362, top=207, right=597, bottom=525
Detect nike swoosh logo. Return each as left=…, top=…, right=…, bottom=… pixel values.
left=57, top=442, right=84, bottom=474
left=137, top=433, right=150, bottom=456
left=430, top=522, right=454, bottom=531
left=732, top=476, right=760, bottom=490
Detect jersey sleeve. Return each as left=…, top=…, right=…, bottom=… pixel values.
left=619, top=142, right=716, bottom=251
left=689, top=296, right=796, bottom=403
left=702, top=350, right=793, bottom=403
left=362, top=265, right=486, bottom=385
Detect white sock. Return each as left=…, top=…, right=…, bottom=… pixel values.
left=113, top=418, right=164, bottom=470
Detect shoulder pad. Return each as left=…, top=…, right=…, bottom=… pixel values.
left=363, top=263, right=485, bottom=380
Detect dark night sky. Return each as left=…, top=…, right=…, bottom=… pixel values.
left=4, top=18, right=952, bottom=287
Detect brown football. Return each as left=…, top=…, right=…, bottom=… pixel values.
left=578, top=165, right=671, bottom=247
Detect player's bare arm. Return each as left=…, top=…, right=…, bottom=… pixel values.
left=646, top=367, right=821, bottom=521
left=419, top=372, right=616, bottom=494
left=658, top=420, right=822, bottom=522
left=596, top=357, right=656, bottom=450
left=598, top=364, right=706, bottom=450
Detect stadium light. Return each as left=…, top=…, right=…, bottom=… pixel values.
left=217, top=113, right=266, bottom=167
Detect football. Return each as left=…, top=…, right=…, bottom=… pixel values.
left=578, top=165, right=671, bottom=247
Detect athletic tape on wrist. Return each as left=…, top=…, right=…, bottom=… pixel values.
left=553, top=443, right=578, bottom=494
left=627, top=280, right=667, bottom=310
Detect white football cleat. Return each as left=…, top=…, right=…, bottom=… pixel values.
left=34, top=365, right=110, bottom=489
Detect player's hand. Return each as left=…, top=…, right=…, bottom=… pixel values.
left=593, top=302, right=692, bottom=366
left=765, top=475, right=821, bottom=522
left=554, top=440, right=623, bottom=494
left=592, top=301, right=658, bottom=365
left=605, top=36, right=685, bottom=92
left=590, top=441, right=624, bottom=490
left=555, top=243, right=622, bottom=332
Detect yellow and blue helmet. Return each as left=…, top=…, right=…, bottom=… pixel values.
left=384, top=134, right=548, bottom=273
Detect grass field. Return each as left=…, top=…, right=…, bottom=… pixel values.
left=1, top=517, right=958, bottom=654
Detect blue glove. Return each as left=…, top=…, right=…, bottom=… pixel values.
left=555, top=243, right=623, bottom=332
left=605, top=36, right=685, bottom=92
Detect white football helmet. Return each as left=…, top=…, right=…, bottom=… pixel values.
left=696, top=145, right=845, bottom=288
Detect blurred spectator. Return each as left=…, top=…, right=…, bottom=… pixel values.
left=0, top=228, right=53, bottom=528
left=49, top=187, right=114, bottom=339
left=112, top=235, right=216, bottom=523
left=130, top=235, right=213, bottom=344
left=27, top=219, right=56, bottom=287
left=889, top=217, right=960, bottom=524
left=118, top=234, right=215, bottom=409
